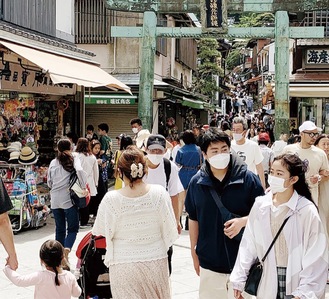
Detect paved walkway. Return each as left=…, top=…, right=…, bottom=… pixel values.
left=0, top=215, right=328, bottom=298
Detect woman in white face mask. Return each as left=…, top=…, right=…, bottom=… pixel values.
left=231, top=154, right=328, bottom=299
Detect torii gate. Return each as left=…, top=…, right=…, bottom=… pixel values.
left=103, top=0, right=324, bottom=136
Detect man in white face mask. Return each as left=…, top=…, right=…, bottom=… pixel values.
left=185, top=128, right=264, bottom=299
left=231, top=116, right=266, bottom=190
left=129, top=118, right=150, bottom=150
left=143, top=134, right=184, bottom=274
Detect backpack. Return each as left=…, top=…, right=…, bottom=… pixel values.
left=163, top=158, right=171, bottom=191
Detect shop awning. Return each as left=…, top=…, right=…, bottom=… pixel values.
left=289, top=85, right=329, bottom=97
left=273, top=84, right=329, bottom=97
left=0, top=40, right=131, bottom=93
left=182, top=97, right=204, bottom=109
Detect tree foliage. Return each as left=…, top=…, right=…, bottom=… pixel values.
left=237, top=13, right=275, bottom=27
left=192, top=38, right=223, bottom=100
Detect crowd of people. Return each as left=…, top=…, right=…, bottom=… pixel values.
left=0, top=112, right=329, bottom=299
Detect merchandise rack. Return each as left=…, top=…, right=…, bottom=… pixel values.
left=0, top=163, right=50, bottom=233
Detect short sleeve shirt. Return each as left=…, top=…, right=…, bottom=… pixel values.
left=231, top=139, right=264, bottom=174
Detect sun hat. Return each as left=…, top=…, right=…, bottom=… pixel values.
left=8, top=151, right=20, bottom=164
left=299, top=121, right=321, bottom=133
left=18, top=146, right=37, bottom=165
left=7, top=141, right=22, bottom=153
left=146, top=134, right=166, bottom=151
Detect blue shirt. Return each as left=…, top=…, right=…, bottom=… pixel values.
left=175, top=144, right=203, bottom=189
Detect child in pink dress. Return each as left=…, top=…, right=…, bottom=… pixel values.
left=4, top=239, right=81, bottom=299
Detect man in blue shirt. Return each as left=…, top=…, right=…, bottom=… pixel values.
left=185, top=128, right=264, bottom=299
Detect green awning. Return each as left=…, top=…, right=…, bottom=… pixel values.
left=84, top=94, right=137, bottom=105
left=182, top=97, right=204, bottom=109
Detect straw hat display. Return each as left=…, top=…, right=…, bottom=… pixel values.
left=7, top=141, right=22, bottom=153
left=0, top=143, right=6, bottom=151
left=18, top=146, right=38, bottom=165
left=8, top=151, right=20, bottom=164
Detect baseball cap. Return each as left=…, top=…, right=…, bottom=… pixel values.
left=146, top=134, right=166, bottom=151
left=258, top=133, right=270, bottom=142
left=298, top=121, right=321, bottom=133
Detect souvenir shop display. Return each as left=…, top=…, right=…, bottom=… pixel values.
left=0, top=143, right=50, bottom=233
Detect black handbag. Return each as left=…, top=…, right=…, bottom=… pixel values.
left=244, top=216, right=290, bottom=296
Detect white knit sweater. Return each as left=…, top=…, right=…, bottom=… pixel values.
left=92, top=184, right=178, bottom=267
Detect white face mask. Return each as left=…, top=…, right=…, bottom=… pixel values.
left=147, top=154, right=163, bottom=165
left=132, top=127, right=139, bottom=134
left=180, top=140, right=185, bottom=146
left=208, top=153, right=230, bottom=169
left=268, top=175, right=288, bottom=194
left=233, top=133, right=244, bottom=142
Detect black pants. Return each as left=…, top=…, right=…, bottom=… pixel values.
left=167, top=246, right=173, bottom=275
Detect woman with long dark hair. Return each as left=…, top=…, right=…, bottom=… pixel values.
left=231, top=154, right=328, bottom=299
left=47, top=139, right=87, bottom=266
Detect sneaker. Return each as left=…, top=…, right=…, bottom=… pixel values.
left=80, top=224, right=91, bottom=229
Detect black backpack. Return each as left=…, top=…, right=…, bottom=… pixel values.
left=163, top=158, right=171, bottom=191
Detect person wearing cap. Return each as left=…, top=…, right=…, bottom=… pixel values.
left=258, top=132, right=274, bottom=188
left=185, top=128, right=263, bottom=299
left=231, top=117, right=266, bottom=190
left=143, top=134, right=184, bottom=274
left=282, top=120, right=329, bottom=205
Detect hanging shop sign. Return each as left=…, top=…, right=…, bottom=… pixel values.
left=0, top=63, right=76, bottom=95
left=305, top=48, right=329, bottom=67
left=84, top=94, right=137, bottom=105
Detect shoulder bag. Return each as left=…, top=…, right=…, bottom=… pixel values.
left=209, top=188, right=244, bottom=241
left=244, top=215, right=290, bottom=296
left=69, top=170, right=90, bottom=208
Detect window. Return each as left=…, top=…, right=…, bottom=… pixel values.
left=156, top=15, right=167, bottom=56
left=75, top=0, right=114, bottom=44
left=304, top=10, right=329, bottom=38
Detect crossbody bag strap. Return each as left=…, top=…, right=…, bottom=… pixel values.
left=261, top=215, right=290, bottom=263
left=209, top=187, right=226, bottom=210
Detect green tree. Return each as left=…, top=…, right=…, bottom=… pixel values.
left=193, top=38, right=223, bottom=100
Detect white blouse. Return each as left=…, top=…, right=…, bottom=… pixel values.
left=230, top=191, right=328, bottom=299
left=92, top=184, right=178, bottom=267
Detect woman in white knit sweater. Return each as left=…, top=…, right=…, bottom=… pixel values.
left=231, top=154, right=328, bottom=299
left=92, top=145, right=178, bottom=299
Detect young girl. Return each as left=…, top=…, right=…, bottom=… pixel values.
left=230, top=154, right=328, bottom=299
left=4, top=240, right=81, bottom=299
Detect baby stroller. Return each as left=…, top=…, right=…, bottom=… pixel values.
left=76, top=232, right=112, bottom=299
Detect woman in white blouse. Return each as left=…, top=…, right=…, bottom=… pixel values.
left=92, top=145, right=178, bottom=299
left=74, top=138, right=99, bottom=228
left=230, top=153, right=328, bottom=299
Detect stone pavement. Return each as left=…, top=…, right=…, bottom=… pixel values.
left=0, top=215, right=328, bottom=298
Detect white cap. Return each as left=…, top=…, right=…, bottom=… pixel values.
left=299, top=121, right=321, bottom=133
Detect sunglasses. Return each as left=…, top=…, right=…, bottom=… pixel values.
left=303, top=132, right=320, bottom=138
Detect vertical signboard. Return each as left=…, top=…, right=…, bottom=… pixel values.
left=201, top=0, right=227, bottom=33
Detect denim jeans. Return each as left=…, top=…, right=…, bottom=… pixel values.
left=52, top=205, right=79, bottom=249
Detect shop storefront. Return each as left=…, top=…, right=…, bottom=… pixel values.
left=84, top=94, right=138, bottom=152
